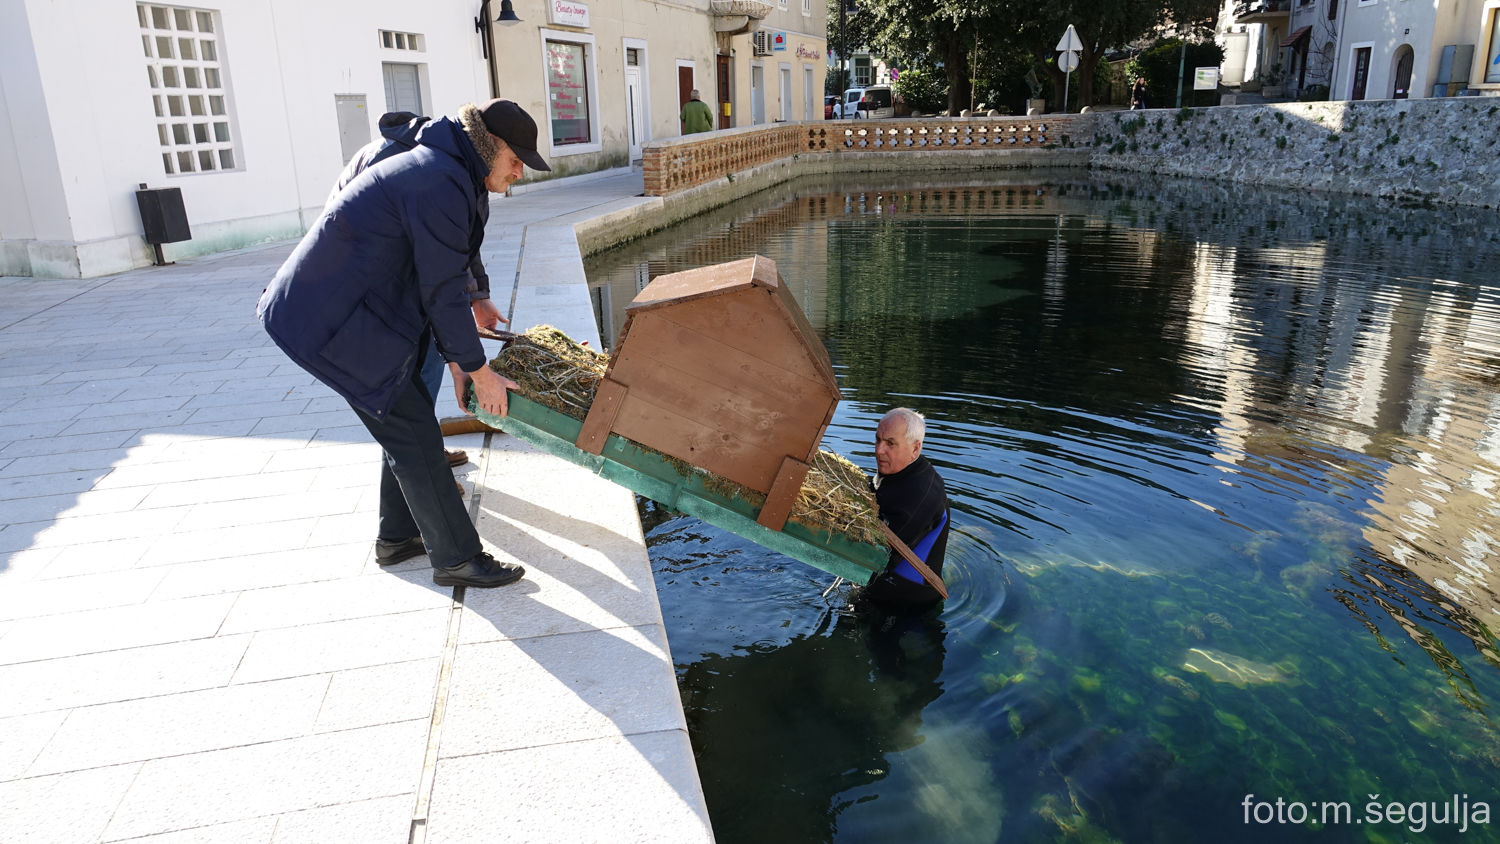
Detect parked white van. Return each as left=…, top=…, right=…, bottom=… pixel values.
left=856, top=85, right=896, bottom=118
left=834, top=88, right=864, bottom=119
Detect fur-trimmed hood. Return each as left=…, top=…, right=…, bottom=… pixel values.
left=457, top=103, right=498, bottom=169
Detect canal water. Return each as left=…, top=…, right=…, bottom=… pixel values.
left=584, top=171, right=1500, bottom=843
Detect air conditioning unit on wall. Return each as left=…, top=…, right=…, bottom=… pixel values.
left=752, top=31, right=773, bottom=56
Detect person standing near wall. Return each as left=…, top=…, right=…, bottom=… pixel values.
left=680, top=89, right=715, bottom=134
left=258, top=99, right=551, bottom=588
left=1131, top=77, right=1148, bottom=110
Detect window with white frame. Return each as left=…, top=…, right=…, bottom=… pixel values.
left=380, top=30, right=424, bottom=51
left=853, top=56, right=872, bottom=87
left=803, top=0, right=811, bottom=14
left=140, top=4, right=236, bottom=175
left=545, top=40, right=593, bottom=145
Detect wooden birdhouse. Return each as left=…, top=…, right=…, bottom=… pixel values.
left=575, top=255, right=840, bottom=531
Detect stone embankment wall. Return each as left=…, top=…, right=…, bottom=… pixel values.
left=1086, top=98, right=1500, bottom=209
left=636, top=99, right=1500, bottom=218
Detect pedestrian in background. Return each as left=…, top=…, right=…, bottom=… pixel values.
left=1131, top=77, right=1148, bottom=110
left=681, top=89, right=715, bottom=135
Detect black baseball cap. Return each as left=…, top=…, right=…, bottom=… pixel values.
left=477, top=99, right=551, bottom=172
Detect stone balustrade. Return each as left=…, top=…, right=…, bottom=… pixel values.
left=808, top=116, right=1083, bottom=153
left=642, top=116, right=1086, bottom=197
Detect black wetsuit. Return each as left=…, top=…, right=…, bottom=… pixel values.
left=860, top=455, right=950, bottom=611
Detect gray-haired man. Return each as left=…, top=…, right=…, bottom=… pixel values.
left=862, top=407, right=950, bottom=610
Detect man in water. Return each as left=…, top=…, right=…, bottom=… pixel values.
left=259, top=100, right=548, bottom=589
left=860, top=407, right=950, bottom=610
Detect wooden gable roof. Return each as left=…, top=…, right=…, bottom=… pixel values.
left=619, top=255, right=839, bottom=396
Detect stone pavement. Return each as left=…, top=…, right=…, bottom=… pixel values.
left=0, top=170, right=714, bottom=844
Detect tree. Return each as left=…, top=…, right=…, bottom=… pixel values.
left=840, top=0, right=980, bottom=114
left=837, top=0, right=1221, bottom=114
left=1126, top=38, right=1225, bottom=108
left=1001, top=0, right=1221, bottom=111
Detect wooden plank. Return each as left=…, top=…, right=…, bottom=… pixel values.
left=609, top=350, right=821, bottom=461
left=643, top=291, right=828, bottom=387
left=768, top=274, right=840, bottom=394
left=439, top=416, right=501, bottom=436
left=574, top=377, right=627, bottom=455
left=609, top=312, right=836, bottom=428
left=878, top=521, right=949, bottom=599
left=610, top=392, right=783, bottom=492
left=627, top=257, right=760, bottom=312
left=756, top=456, right=810, bottom=531
left=749, top=255, right=780, bottom=290
left=805, top=399, right=838, bottom=464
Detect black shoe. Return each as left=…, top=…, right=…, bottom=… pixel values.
left=375, top=536, right=426, bottom=567
left=432, top=552, right=525, bottom=589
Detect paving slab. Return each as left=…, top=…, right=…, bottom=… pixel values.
left=0, top=168, right=713, bottom=844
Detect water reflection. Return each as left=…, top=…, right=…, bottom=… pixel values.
left=589, top=171, right=1500, bottom=842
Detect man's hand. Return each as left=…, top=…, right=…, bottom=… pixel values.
left=450, top=362, right=475, bottom=416
left=472, top=298, right=507, bottom=329
left=451, top=361, right=517, bottom=417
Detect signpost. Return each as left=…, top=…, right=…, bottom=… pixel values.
left=1056, top=24, right=1083, bottom=113
left=1193, top=67, right=1220, bottom=90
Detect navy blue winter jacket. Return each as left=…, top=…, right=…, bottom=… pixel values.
left=257, top=117, right=489, bottom=421
left=330, top=114, right=491, bottom=302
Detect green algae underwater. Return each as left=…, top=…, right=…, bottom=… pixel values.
left=586, top=171, right=1500, bottom=843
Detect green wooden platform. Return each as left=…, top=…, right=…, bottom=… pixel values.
left=471, top=394, right=888, bottom=585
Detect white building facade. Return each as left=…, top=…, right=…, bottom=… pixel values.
left=1218, top=0, right=1500, bottom=101
left=1334, top=0, right=1500, bottom=102
left=0, top=0, right=825, bottom=279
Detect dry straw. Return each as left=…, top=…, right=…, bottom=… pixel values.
left=490, top=326, right=887, bottom=550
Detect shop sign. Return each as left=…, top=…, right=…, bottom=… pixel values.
left=795, top=44, right=822, bottom=60
left=772, top=31, right=787, bottom=51
left=547, top=0, right=590, bottom=28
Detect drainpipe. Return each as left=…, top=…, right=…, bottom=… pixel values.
left=477, top=0, right=501, bottom=98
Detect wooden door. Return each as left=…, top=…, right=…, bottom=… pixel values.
left=1351, top=47, right=1371, bottom=100
left=717, top=55, right=731, bottom=129
left=678, top=65, right=694, bottom=133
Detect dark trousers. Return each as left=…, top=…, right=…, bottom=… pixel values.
left=351, top=335, right=482, bottom=568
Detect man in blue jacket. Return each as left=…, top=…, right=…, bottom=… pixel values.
left=258, top=99, right=549, bottom=589
left=333, top=111, right=507, bottom=470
